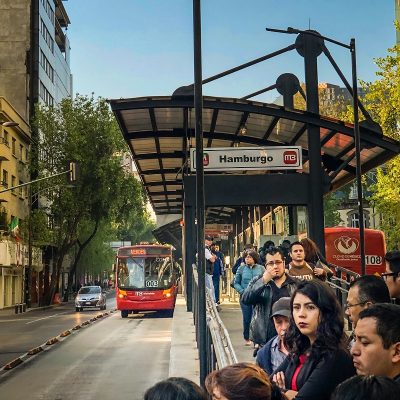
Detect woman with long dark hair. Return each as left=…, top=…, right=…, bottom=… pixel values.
left=273, top=280, right=355, bottom=400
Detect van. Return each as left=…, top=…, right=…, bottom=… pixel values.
left=324, top=227, right=386, bottom=275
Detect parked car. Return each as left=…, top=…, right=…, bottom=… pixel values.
left=75, top=286, right=106, bottom=311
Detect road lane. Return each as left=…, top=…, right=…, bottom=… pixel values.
left=0, top=311, right=172, bottom=400
left=0, top=293, right=116, bottom=367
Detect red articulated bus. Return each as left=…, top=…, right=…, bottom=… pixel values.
left=115, top=244, right=180, bottom=318
left=324, top=227, right=386, bottom=276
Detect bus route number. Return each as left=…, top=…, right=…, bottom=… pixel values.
left=365, top=255, right=382, bottom=265
left=146, top=280, right=159, bottom=288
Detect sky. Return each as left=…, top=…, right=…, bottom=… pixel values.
left=66, top=0, right=397, bottom=103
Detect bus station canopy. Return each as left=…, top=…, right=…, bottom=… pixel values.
left=109, top=95, right=400, bottom=218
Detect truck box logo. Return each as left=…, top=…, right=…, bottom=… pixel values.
left=283, top=150, right=298, bottom=164
left=334, top=236, right=359, bottom=254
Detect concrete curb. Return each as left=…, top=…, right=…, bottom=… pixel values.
left=168, top=296, right=199, bottom=384
left=0, top=308, right=117, bottom=379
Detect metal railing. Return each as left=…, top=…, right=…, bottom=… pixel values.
left=192, top=265, right=238, bottom=374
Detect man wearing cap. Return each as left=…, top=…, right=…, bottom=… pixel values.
left=256, top=297, right=290, bottom=375
left=205, top=235, right=217, bottom=304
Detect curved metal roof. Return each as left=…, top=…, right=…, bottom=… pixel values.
left=109, top=95, right=400, bottom=217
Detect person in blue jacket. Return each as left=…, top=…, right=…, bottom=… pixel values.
left=256, top=297, right=290, bottom=374
left=233, top=250, right=265, bottom=346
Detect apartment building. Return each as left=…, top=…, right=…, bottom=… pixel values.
left=0, top=1, right=72, bottom=309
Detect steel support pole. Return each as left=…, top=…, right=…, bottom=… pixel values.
left=193, top=0, right=207, bottom=385
left=351, top=38, right=366, bottom=275
left=298, top=32, right=325, bottom=254
left=25, top=186, right=32, bottom=308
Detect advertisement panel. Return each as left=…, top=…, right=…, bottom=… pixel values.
left=324, top=227, right=386, bottom=275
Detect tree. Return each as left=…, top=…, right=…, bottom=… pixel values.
left=33, top=95, right=148, bottom=304
left=364, top=45, right=400, bottom=249
left=323, top=193, right=342, bottom=227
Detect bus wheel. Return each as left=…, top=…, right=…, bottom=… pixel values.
left=121, top=310, right=128, bottom=318
left=161, top=309, right=174, bottom=318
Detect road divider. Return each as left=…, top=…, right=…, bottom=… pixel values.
left=46, top=337, right=59, bottom=345
left=27, top=346, right=43, bottom=355
left=3, top=358, right=23, bottom=370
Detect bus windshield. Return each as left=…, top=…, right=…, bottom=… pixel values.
left=117, top=255, right=178, bottom=290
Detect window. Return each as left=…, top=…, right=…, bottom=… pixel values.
left=41, top=0, right=55, bottom=26
left=1, top=170, right=8, bottom=188
left=348, top=211, right=369, bottom=228
left=40, top=50, right=54, bottom=82
left=2, top=130, right=9, bottom=147
left=20, top=144, right=24, bottom=161
left=11, top=175, right=16, bottom=194
left=39, top=80, right=54, bottom=107
left=40, top=18, right=54, bottom=53
left=18, top=180, right=24, bottom=198
left=12, top=138, right=16, bottom=155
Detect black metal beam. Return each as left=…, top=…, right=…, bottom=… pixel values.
left=263, top=116, right=280, bottom=140
left=110, top=97, right=399, bottom=154
left=289, top=124, right=307, bottom=145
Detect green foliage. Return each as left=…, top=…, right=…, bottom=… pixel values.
left=33, top=95, right=149, bottom=300
left=76, top=221, right=116, bottom=278
left=323, top=192, right=343, bottom=227
left=366, top=45, right=400, bottom=249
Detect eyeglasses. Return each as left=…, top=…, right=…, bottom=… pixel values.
left=345, top=301, right=367, bottom=310
left=381, top=272, right=399, bottom=280
left=266, top=260, right=284, bottom=267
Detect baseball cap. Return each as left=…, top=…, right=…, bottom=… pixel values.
left=270, top=297, right=291, bottom=319
left=205, top=235, right=213, bottom=241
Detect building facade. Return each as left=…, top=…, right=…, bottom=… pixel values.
left=0, top=1, right=72, bottom=309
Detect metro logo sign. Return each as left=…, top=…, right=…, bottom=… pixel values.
left=191, top=146, right=302, bottom=171
left=283, top=150, right=298, bottom=165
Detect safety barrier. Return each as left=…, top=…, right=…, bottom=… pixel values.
left=192, top=266, right=237, bottom=374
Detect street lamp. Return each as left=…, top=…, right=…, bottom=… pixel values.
left=266, top=27, right=367, bottom=275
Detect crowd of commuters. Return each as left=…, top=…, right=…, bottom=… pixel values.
left=162, top=238, right=400, bottom=400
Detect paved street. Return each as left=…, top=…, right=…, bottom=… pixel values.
left=0, top=301, right=173, bottom=400
left=0, top=292, right=117, bottom=368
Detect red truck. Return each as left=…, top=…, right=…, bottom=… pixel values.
left=324, top=227, right=386, bottom=276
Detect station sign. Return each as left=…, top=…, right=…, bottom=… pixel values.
left=205, top=224, right=234, bottom=233
left=190, top=146, right=302, bottom=171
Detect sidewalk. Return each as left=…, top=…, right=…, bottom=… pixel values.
left=169, top=295, right=200, bottom=383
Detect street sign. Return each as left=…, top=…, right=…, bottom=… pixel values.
left=190, top=146, right=302, bottom=171
left=205, top=223, right=233, bottom=233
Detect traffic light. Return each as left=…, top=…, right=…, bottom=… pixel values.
left=67, top=161, right=78, bottom=182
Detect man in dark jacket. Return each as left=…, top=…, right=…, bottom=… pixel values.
left=256, top=297, right=290, bottom=374
left=242, top=247, right=298, bottom=346
left=351, top=303, right=400, bottom=382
